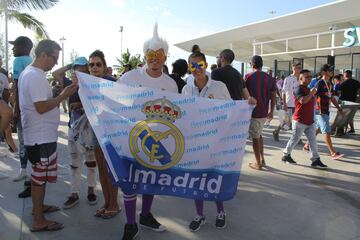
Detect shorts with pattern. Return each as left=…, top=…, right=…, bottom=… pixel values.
left=25, top=142, right=57, bottom=186
left=249, top=118, right=267, bottom=139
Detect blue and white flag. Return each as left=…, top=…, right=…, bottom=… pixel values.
left=77, top=72, right=252, bottom=201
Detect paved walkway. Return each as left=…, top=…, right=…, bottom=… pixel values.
left=0, top=110, right=359, bottom=240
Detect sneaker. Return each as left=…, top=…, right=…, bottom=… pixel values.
left=18, top=186, right=31, bottom=198
left=122, top=223, right=139, bottom=240
left=13, top=169, right=28, bottom=182
left=24, top=179, right=31, bottom=187
left=311, top=159, right=328, bottom=169
left=215, top=212, right=226, bottom=229
left=272, top=130, right=279, bottom=142
left=281, top=155, right=297, bottom=164
left=139, top=212, right=166, bottom=232
left=189, top=216, right=206, bottom=232
left=331, top=152, right=344, bottom=160
left=87, top=193, right=97, bottom=205
left=63, top=195, right=79, bottom=209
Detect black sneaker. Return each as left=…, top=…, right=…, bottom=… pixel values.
left=215, top=212, right=226, bottom=229
left=273, top=130, right=279, bottom=142
left=87, top=193, right=97, bottom=205
left=18, top=186, right=31, bottom=198
left=189, top=216, right=206, bottom=232
left=63, top=195, right=79, bottom=209
left=281, top=155, right=297, bottom=164
left=122, top=223, right=139, bottom=240
left=24, top=180, right=31, bottom=187
left=311, top=159, right=328, bottom=169
left=139, top=212, right=166, bottom=232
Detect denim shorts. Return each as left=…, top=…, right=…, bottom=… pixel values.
left=315, top=114, right=331, bottom=134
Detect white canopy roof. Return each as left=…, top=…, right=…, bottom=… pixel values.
left=174, top=0, right=360, bottom=67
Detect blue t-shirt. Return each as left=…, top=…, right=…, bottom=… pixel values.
left=13, top=56, right=32, bottom=80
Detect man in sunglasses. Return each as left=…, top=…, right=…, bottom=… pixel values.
left=118, top=23, right=177, bottom=240
left=18, top=39, right=78, bottom=232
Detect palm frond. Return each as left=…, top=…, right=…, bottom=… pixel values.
left=8, top=10, right=49, bottom=38
left=6, top=0, right=58, bottom=11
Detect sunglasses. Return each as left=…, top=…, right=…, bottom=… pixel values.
left=146, top=50, right=165, bottom=61
left=89, top=62, right=103, bottom=68
left=189, top=61, right=206, bottom=72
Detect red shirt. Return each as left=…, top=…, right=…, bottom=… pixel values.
left=293, top=85, right=314, bottom=125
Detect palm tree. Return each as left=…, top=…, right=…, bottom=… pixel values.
left=0, top=0, right=58, bottom=70
left=0, top=0, right=58, bottom=38
left=116, top=48, right=144, bottom=75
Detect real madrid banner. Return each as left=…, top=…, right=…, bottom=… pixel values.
left=77, top=72, right=252, bottom=201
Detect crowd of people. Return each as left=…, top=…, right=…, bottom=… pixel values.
left=0, top=23, right=359, bottom=239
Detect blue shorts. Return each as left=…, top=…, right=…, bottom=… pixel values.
left=315, top=114, right=331, bottom=134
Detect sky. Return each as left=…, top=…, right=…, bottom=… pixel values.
left=3, top=0, right=335, bottom=71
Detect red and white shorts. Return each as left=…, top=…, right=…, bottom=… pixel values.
left=25, top=142, right=57, bottom=186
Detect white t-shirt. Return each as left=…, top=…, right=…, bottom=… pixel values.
left=0, top=72, right=9, bottom=97
left=282, top=74, right=299, bottom=108
left=19, top=65, right=60, bottom=145
left=118, top=66, right=178, bottom=93
left=182, top=77, right=231, bottom=100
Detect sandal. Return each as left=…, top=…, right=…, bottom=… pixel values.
left=249, top=162, right=262, bottom=170
left=94, top=207, right=106, bottom=217
left=31, top=221, right=64, bottom=232
left=101, top=209, right=121, bottom=219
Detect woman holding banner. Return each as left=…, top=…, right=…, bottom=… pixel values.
left=182, top=51, right=230, bottom=231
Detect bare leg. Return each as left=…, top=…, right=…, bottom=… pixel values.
left=324, top=133, right=336, bottom=155
left=259, top=135, right=265, bottom=162
left=252, top=138, right=261, bottom=166
left=31, top=184, right=46, bottom=228
left=5, top=125, right=17, bottom=152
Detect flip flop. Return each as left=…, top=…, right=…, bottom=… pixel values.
left=100, top=209, right=121, bottom=219
left=249, top=162, right=262, bottom=170
left=94, top=207, right=106, bottom=217
left=31, top=221, right=64, bottom=232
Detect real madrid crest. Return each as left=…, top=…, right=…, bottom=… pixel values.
left=129, top=97, right=185, bottom=170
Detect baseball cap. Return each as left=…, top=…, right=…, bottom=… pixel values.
left=72, top=57, right=88, bottom=68
left=9, top=36, right=33, bottom=50
left=250, top=55, right=263, bottom=68
left=320, top=64, right=334, bottom=72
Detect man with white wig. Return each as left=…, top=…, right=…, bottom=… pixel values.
left=118, top=23, right=178, bottom=240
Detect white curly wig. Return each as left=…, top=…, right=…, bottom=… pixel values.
left=143, top=23, right=169, bottom=55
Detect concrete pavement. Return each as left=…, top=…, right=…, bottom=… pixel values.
left=0, top=110, right=359, bottom=240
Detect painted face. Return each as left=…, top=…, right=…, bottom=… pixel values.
left=89, top=56, right=106, bottom=77
left=189, top=60, right=206, bottom=72
left=145, top=49, right=166, bottom=76
left=145, top=49, right=166, bottom=62
left=189, top=57, right=207, bottom=79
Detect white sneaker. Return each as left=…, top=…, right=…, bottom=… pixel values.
left=13, top=169, right=28, bottom=182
